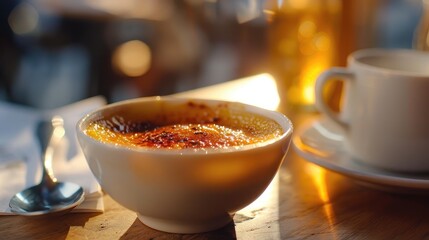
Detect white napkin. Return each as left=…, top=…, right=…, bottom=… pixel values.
left=0, top=96, right=106, bottom=214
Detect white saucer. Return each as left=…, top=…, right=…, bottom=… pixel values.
left=293, top=117, right=429, bottom=193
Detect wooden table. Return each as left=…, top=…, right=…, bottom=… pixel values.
left=2, top=74, right=429, bottom=239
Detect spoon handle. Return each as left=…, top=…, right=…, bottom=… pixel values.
left=36, top=116, right=65, bottom=186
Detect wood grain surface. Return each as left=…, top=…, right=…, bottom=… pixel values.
left=2, top=77, right=429, bottom=239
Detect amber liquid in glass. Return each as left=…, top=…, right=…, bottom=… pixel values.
left=266, top=0, right=341, bottom=110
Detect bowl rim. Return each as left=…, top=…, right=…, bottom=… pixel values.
left=76, top=96, right=293, bottom=155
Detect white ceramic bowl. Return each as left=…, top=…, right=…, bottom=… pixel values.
left=76, top=97, right=293, bottom=233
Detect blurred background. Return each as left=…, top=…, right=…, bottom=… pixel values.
left=0, top=0, right=425, bottom=110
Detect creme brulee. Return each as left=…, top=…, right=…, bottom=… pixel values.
left=84, top=102, right=283, bottom=149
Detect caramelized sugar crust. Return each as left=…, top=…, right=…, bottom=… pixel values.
left=85, top=102, right=283, bottom=149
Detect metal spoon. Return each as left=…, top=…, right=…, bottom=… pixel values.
left=9, top=116, right=85, bottom=216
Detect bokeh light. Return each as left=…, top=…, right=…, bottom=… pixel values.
left=112, top=40, right=152, bottom=77
left=8, top=2, right=39, bottom=35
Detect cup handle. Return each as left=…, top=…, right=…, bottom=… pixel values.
left=315, top=67, right=354, bottom=130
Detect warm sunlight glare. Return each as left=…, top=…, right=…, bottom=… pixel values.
left=231, top=74, right=280, bottom=110
left=300, top=57, right=331, bottom=105
left=173, top=74, right=280, bottom=111
left=307, top=164, right=337, bottom=236
left=307, top=164, right=329, bottom=203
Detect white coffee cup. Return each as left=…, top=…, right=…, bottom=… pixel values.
left=315, top=48, right=429, bottom=172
